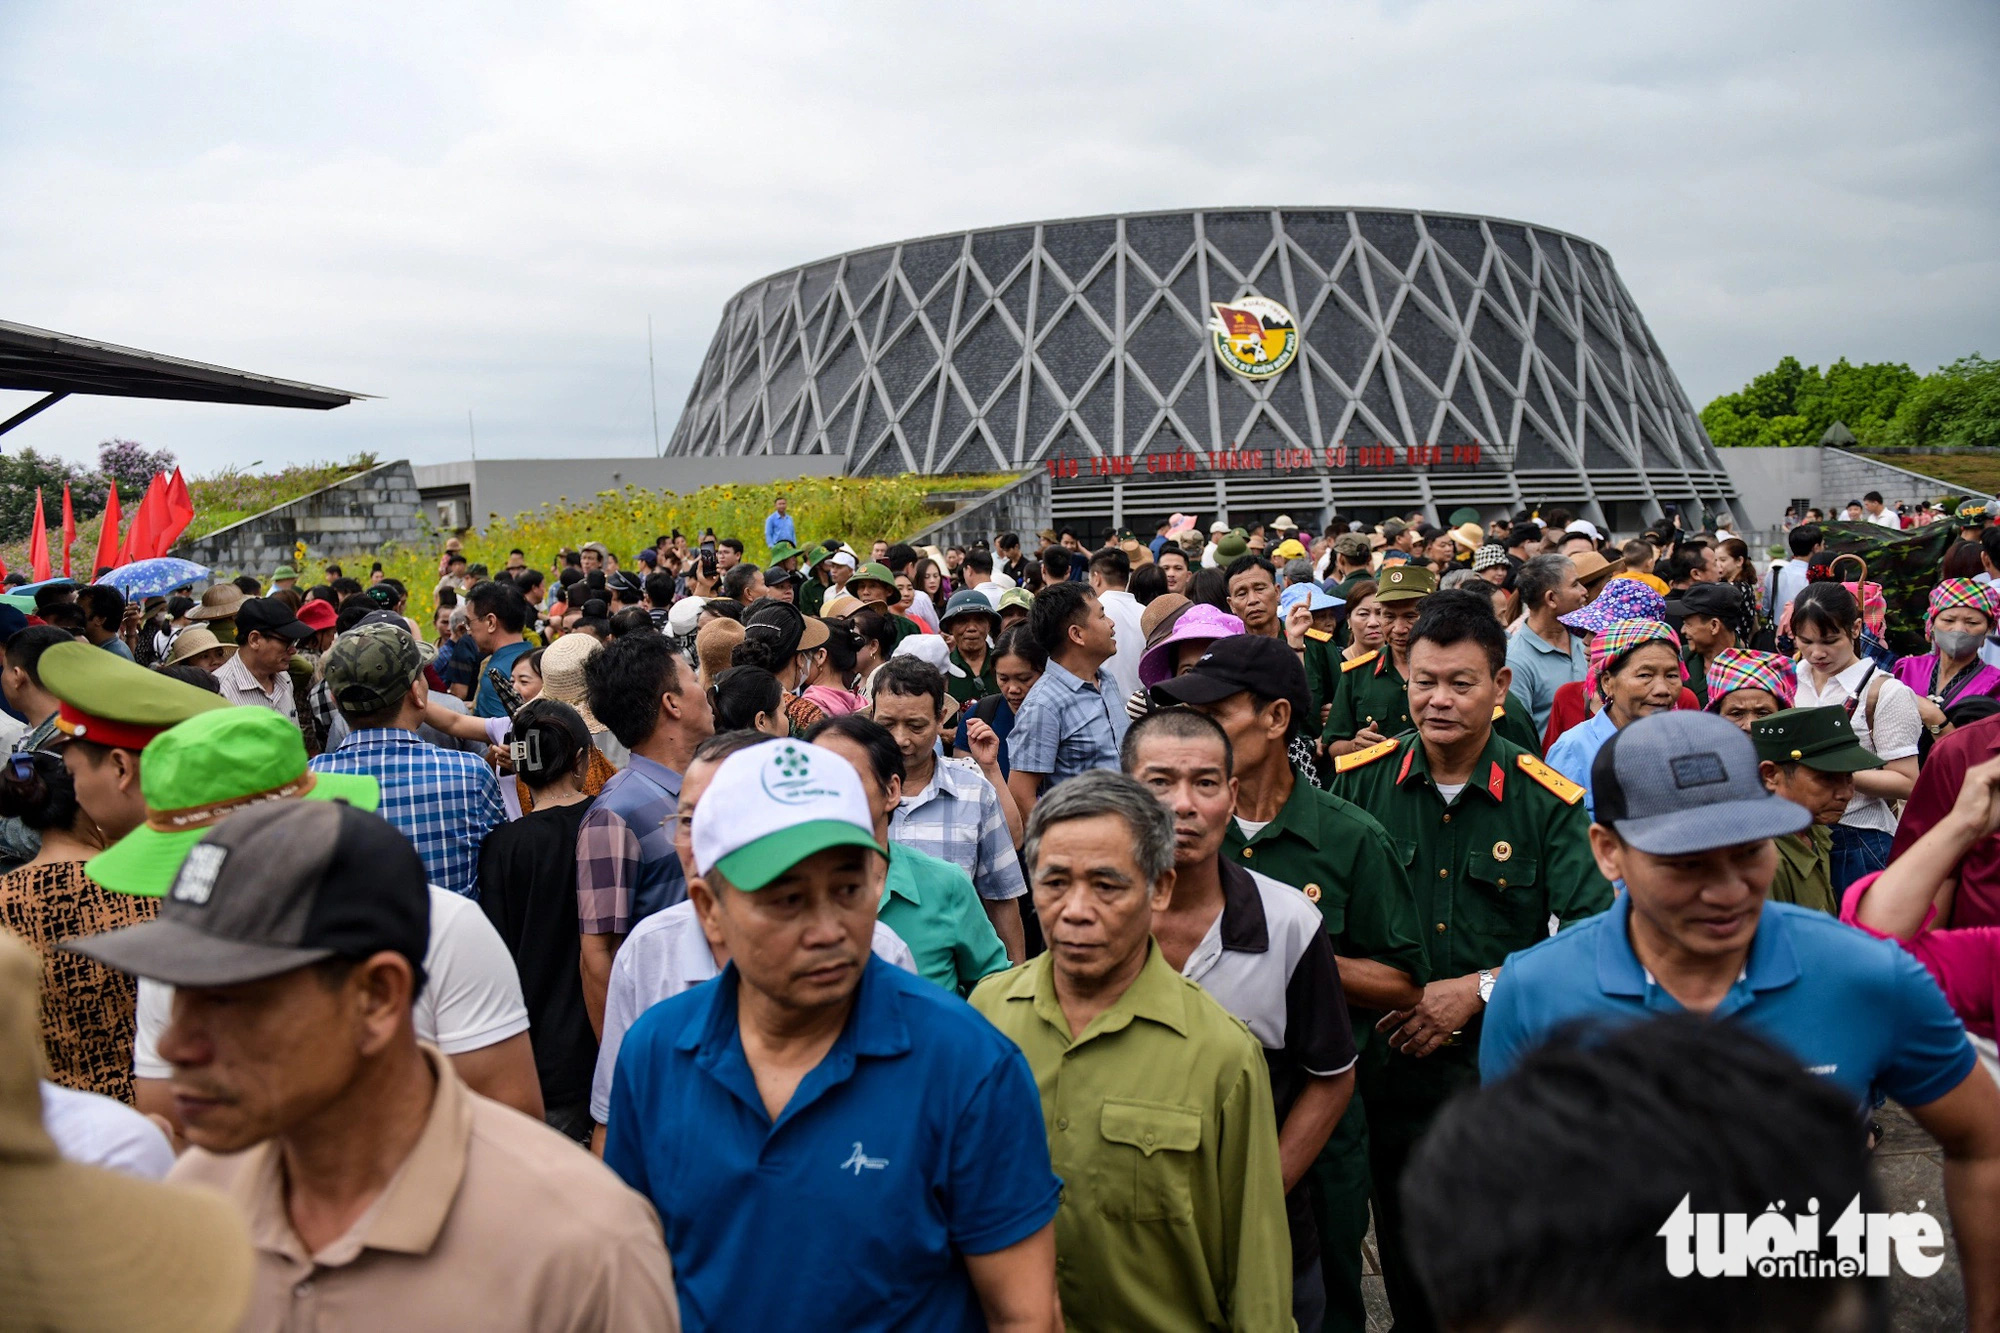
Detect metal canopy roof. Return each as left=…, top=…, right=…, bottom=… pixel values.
left=0, top=319, right=367, bottom=436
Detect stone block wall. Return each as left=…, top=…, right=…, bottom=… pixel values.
left=173, top=460, right=424, bottom=577
left=902, top=471, right=1050, bottom=551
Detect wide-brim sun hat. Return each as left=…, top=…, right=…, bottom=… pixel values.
left=86, top=707, right=379, bottom=899
left=185, top=584, right=245, bottom=622
left=1560, top=576, right=1665, bottom=633
left=538, top=632, right=608, bottom=732
left=161, top=626, right=237, bottom=668
left=1139, top=604, right=1245, bottom=688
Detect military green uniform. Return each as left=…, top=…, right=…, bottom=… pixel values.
left=947, top=648, right=997, bottom=708
left=1771, top=825, right=1837, bottom=914
left=1221, top=768, right=1429, bottom=1333
left=1321, top=649, right=1411, bottom=745
left=797, top=575, right=827, bottom=617
left=1302, top=629, right=1341, bottom=727
left=1331, top=728, right=1613, bottom=1333
left=1493, top=692, right=1543, bottom=755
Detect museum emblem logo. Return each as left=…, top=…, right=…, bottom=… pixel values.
left=1209, top=296, right=1298, bottom=381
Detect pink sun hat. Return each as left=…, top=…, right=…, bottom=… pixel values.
left=1139, top=604, right=1246, bottom=688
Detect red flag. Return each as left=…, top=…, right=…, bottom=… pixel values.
left=155, top=468, right=195, bottom=556
left=27, top=490, right=51, bottom=582
left=121, top=474, right=166, bottom=566
left=90, top=482, right=122, bottom=578
left=60, top=484, right=75, bottom=578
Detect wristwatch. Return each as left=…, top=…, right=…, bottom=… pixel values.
left=1477, top=969, right=1496, bottom=1005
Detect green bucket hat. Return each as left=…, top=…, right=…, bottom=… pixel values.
left=803, top=543, right=836, bottom=571
left=86, top=708, right=379, bottom=898
left=766, top=541, right=802, bottom=565
left=270, top=565, right=299, bottom=581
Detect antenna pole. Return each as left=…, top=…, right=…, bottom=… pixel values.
left=648, top=315, right=662, bottom=457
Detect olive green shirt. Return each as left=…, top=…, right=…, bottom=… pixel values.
left=1770, top=824, right=1838, bottom=915
left=1331, top=731, right=1614, bottom=986
left=948, top=647, right=997, bottom=708
left=1221, top=768, right=1431, bottom=1050
left=1493, top=691, right=1544, bottom=755
left=1322, top=649, right=1410, bottom=744
left=797, top=575, right=827, bottom=617
left=970, top=944, right=1294, bottom=1333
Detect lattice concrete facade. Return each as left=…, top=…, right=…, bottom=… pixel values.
left=666, top=208, right=1737, bottom=532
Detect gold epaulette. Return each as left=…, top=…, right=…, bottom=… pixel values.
left=1305, top=628, right=1333, bottom=643
left=1341, top=650, right=1378, bottom=673
left=1491, top=704, right=1507, bottom=721
left=1517, top=753, right=1584, bottom=805
left=1334, top=737, right=1399, bottom=773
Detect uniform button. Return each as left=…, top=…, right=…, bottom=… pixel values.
left=1435, top=922, right=1447, bottom=933
left=1242, top=847, right=1255, bottom=859
left=1441, top=814, right=1450, bottom=824
left=1056, top=1117, right=1069, bottom=1131
left=1143, top=1132, right=1156, bottom=1147
left=1497, top=877, right=1508, bottom=888
left=1438, top=868, right=1449, bottom=879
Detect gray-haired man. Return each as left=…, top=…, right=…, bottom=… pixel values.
left=971, top=770, right=1293, bottom=1332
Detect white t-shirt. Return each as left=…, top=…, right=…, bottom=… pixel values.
left=589, top=900, right=917, bottom=1124
left=40, top=1081, right=176, bottom=1179
left=134, top=887, right=530, bottom=1078
left=1233, top=816, right=1272, bottom=841
left=1793, top=658, right=1922, bottom=835
left=1433, top=782, right=1467, bottom=804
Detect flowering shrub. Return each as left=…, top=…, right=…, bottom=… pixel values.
left=377, top=473, right=1015, bottom=634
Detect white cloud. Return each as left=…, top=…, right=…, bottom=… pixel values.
left=2, top=0, right=1995, bottom=472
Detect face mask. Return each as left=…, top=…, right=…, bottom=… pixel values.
left=1934, top=628, right=1985, bottom=659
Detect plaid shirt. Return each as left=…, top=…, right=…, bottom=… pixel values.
left=309, top=729, right=503, bottom=898
left=1006, top=658, right=1129, bottom=787
left=889, top=757, right=1026, bottom=902
left=576, top=754, right=684, bottom=936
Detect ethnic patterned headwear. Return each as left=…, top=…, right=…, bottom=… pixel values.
left=1585, top=618, right=1683, bottom=699
left=1703, top=647, right=1797, bottom=710
left=1927, top=578, right=1997, bottom=626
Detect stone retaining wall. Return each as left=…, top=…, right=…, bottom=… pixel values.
left=901, top=472, right=1049, bottom=551
left=173, top=460, right=424, bottom=577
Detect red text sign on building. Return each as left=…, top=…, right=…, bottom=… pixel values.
left=1043, top=442, right=1485, bottom=481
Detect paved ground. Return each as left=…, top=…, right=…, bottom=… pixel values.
left=1357, top=1101, right=1963, bottom=1331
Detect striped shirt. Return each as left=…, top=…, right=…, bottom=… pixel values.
left=890, top=757, right=1026, bottom=902
left=309, top=729, right=504, bottom=898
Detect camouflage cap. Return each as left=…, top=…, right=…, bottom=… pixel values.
left=322, top=624, right=424, bottom=715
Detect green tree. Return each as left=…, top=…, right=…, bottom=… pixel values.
left=0, top=448, right=109, bottom=545
left=1702, top=354, right=1921, bottom=447
left=1887, top=355, right=2000, bottom=450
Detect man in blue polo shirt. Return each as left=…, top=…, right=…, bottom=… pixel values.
left=1483, top=710, right=2000, bottom=1321
left=604, top=738, right=1059, bottom=1332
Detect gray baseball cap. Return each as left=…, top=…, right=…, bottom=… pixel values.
left=1591, top=711, right=1810, bottom=855
left=66, top=801, right=430, bottom=989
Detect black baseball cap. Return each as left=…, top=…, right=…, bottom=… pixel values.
left=67, top=802, right=429, bottom=989
left=1662, top=582, right=1742, bottom=622
left=1150, top=634, right=1314, bottom=733
left=235, top=596, right=313, bottom=641
left=1592, top=711, right=1810, bottom=855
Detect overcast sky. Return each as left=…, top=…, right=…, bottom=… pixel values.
left=3, top=0, right=1996, bottom=474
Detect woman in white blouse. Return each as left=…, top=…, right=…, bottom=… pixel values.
left=1789, top=581, right=1922, bottom=892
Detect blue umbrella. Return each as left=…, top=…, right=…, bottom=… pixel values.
left=95, top=558, right=211, bottom=600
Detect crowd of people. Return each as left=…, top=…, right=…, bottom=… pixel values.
left=4, top=495, right=2000, bottom=1333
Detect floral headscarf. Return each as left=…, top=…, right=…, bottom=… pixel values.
left=1703, top=647, right=1797, bottom=709
left=1584, top=618, right=1683, bottom=699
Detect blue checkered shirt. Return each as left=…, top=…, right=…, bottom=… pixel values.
left=309, top=728, right=504, bottom=898
left=889, top=758, right=1026, bottom=902
left=1006, top=659, right=1129, bottom=788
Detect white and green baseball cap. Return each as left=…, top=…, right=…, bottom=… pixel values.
left=692, top=739, right=886, bottom=890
